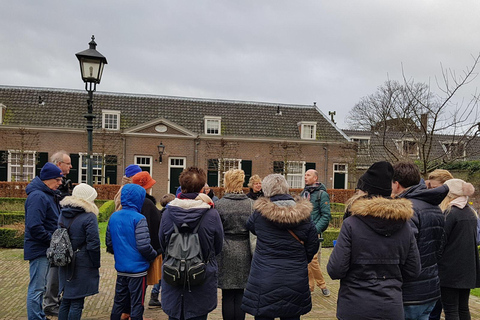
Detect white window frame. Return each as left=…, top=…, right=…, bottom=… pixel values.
left=285, top=161, right=306, bottom=188
left=204, top=116, right=221, bottom=135
left=79, top=153, right=104, bottom=184
left=333, top=163, right=348, bottom=189
left=441, top=141, right=466, bottom=160
left=168, top=157, right=186, bottom=193
left=102, top=110, right=121, bottom=131
left=135, top=155, right=153, bottom=174
left=209, top=158, right=242, bottom=187
left=395, top=139, right=419, bottom=158
left=298, top=121, right=317, bottom=140
left=7, top=150, right=36, bottom=182
left=0, top=103, right=5, bottom=125
left=351, top=136, right=370, bottom=155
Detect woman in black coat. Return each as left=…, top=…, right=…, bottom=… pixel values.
left=57, top=183, right=100, bottom=320
left=439, top=179, right=480, bottom=319
left=242, top=174, right=319, bottom=320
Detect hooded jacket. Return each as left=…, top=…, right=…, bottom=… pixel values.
left=327, top=196, right=421, bottom=320
left=300, top=183, right=331, bottom=234
left=58, top=196, right=100, bottom=299
left=106, top=184, right=157, bottom=274
left=159, top=195, right=224, bottom=320
left=399, top=183, right=448, bottom=305
left=24, top=176, right=61, bottom=260
left=241, top=195, right=320, bottom=318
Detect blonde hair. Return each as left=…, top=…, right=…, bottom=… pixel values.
left=224, top=169, right=245, bottom=193
left=248, top=174, right=262, bottom=189
left=428, top=169, right=453, bottom=184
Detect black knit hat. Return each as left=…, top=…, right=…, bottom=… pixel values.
left=356, top=161, right=393, bottom=197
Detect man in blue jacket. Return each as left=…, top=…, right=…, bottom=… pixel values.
left=106, top=183, right=157, bottom=320
left=392, top=162, right=449, bottom=320
left=24, top=162, right=63, bottom=320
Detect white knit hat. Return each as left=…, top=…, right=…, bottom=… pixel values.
left=444, top=178, right=475, bottom=197
left=72, top=183, right=98, bottom=204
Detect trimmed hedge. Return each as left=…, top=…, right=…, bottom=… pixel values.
left=0, top=212, right=25, bottom=226
left=98, top=200, right=116, bottom=222
left=322, top=228, right=340, bottom=248
left=0, top=227, right=24, bottom=248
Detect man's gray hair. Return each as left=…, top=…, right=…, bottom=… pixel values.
left=50, top=150, right=68, bottom=165
left=262, top=174, right=289, bottom=197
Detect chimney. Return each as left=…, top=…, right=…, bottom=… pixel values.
left=420, top=113, right=428, bottom=129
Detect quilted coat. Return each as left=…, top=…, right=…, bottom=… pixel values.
left=242, top=195, right=319, bottom=318
left=327, top=196, right=421, bottom=320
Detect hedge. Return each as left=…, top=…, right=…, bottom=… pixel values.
left=98, top=200, right=116, bottom=222
left=322, top=228, right=340, bottom=248
left=0, top=227, right=24, bottom=248
left=0, top=212, right=25, bottom=226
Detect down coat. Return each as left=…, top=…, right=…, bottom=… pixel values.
left=242, top=195, right=320, bottom=318
left=327, top=196, right=421, bottom=320
left=58, top=196, right=100, bottom=299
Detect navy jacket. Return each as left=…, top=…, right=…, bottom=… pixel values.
left=159, top=196, right=224, bottom=320
left=399, top=183, right=448, bottom=305
left=242, top=196, right=319, bottom=318
left=24, top=176, right=60, bottom=260
left=106, top=184, right=157, bottom=274
left=58, top=196, right=101, bottom=299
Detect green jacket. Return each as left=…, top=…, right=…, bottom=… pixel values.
left=301, top=183, right=331, bottom=234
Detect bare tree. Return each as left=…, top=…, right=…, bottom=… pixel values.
left=347, top=53, right=480, bottom=175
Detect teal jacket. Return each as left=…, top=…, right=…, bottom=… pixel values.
left=301, top=183, right=331, bottom=234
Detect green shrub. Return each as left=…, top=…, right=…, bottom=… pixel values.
left=0, top=227, right=24, bottom=248
left=322, top=228, right=340, bottom=247
left=330, top=202, right=345, bottom=212
left=0, top=212, right=25, bottom=226
left=0, top=197, right=26, bottom=211
left=98, top=200, right=116, bottom=222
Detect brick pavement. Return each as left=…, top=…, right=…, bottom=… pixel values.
left=2, top=248, right=480, bottom=320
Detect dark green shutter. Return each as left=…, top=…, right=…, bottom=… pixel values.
left=35, top=152, right=49, bottom=177
left=242, top=160, right=252, bottom=187
left=306, top=162, right=316, bottom=171
left=273, top=161, right=284, bottom=174
left=207, top=159, right=219, bottom=187
left=0, top=151, right=7, bottom=181
left=104, top=155, right=118, bottom=184
left=69, top=154, right=80, bottom=183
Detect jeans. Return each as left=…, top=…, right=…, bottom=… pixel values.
left=151, top=280, right=161, bottom=294
left=58, top=298, right=85, bottom=320
left=222, top=289, right=245, bottom=320
left=429, top=299, right=442, bottom=320
left=404, top=301, right=436, bottom=320
left=441, top=286, right=471, bottom=320
left=169, top=315, right=207, bottom=320
left=27, top=256, right=50, bottom=320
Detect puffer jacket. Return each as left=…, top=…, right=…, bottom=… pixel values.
left=106, top=184, right=157, bottom=274
left=300, top=183, right=331, bottom=234
left=242, top=195, right=319, bottom=318
left=327, top=196, right=421, bottom=320
left=24, top=176, right=61, bottom=260
left=399, top=183, right=449, bottom=305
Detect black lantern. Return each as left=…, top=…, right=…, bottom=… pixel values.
left=158, top=142, right=166, bottom=163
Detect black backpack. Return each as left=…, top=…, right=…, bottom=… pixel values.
left=162, top=213, right=207, bottom=288
left=46, top=216, right=78, bottom=267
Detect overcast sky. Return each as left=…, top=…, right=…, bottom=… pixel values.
left=2, top=1, right=480, bottom=129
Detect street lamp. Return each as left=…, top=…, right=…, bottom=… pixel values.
left=157, top=142, right=166, bottom=164
left=76, top=35, right=107, bottom=186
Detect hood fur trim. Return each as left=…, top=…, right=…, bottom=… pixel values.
left=350, top=197, right=413, bottom=221
left=254, top=197, right=313, bottom=224
left=169, top=198, right=211, bottom=210
left=60, top=196, right=99, bottom=216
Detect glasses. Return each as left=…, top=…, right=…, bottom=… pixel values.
left=55, top=178, right=63, bottom=182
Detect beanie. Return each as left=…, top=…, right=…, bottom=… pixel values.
left=125, top=164, right=142, bottom=178
left=72, top=183, right=98, bottom=204
left=40, top=162, right=63, bottom=181
left=356, top=161, right=393, bottom=197
left=132, top=171, right=156, bottom=190
left=443, top=178, right=475, bottom=197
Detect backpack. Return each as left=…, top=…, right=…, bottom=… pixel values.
left=46, top=216, right=78, bottom=267
left=162, top=213, right=207, bottom=288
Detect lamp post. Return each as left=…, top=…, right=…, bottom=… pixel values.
left=157, top=142, right=166, bottom=164
left=75, top=35, right=107, bottom=186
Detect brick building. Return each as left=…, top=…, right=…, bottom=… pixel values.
left=0, top=85, right=353, bottom=199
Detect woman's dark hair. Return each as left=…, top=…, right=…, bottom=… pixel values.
left=179, top=167, right=207, bottom=193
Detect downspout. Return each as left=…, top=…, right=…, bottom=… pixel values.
left=122, top=135, right=126, bottom=176
left=323, top=146, right=328, bottom=188
left=194, top=136, right=199, bottom=167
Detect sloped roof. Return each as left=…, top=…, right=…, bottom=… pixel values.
left=0, top=85, right=347, bottom=142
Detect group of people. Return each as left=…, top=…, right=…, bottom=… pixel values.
left=23, top=153, right=480, bottom=320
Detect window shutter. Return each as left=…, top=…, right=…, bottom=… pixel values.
left=69, top=154, right=80, bottom=183
left=305, top=162, right=316, bottom=171
left=242, top=160, right=252, bottom=187
left=207, top=159, right=219, bottom=187
left=273, top=161, right=285, bottom=174
left=0, top=151, right=7, bottom=181
left=104, top=155, right=118, bottom=184
left=35, top=152, right=49, bottom=177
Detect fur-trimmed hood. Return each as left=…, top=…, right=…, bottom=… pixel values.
left=254, top=196, right=313, bottom=226
left=60, top=196, right=99, bottom=216
left=349, top=196, right=413, bottom=236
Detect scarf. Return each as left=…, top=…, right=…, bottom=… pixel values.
left=303, top=182, right=321, bottom=200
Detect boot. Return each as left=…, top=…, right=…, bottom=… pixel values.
left=148, top=292, right=162, bottom=307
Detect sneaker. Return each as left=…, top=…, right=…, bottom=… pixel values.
left=321, top=288, right=331, bottom=297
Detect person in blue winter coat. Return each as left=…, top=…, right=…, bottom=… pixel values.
left=159, top=167, right=224, bottom=320
left=24, top=162, right=63, bottom=320
left=106, top=184, right=158, bottom=320
left=57, top=183, right=101, bottom=320
left=242, top=174, right=320, bottom=320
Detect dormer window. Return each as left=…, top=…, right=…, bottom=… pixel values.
left=102, top=110, right=121, bottom=130
left=442, top=141, right=466, bottom=160
left=205, top=116, right=221, bottom=135
left=0, top=103, right=5, bottom=125
left=298, top=121, right=317, bottom=140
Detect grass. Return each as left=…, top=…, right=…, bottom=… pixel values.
left=99, top=221, right=107, bottom=248
left=472, top=288, right=480, bottom=297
